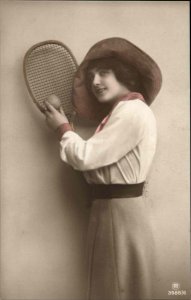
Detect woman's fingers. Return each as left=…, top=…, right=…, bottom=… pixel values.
left=59, top=106, right=65, bottom=115
left=45, top=101, right=57, bottom=113
left=44, top=107, right=52, bottom=118
left=45, top=101, right=67, bottom=118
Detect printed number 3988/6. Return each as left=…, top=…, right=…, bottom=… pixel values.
left=168, top=290, right=187, bottom=296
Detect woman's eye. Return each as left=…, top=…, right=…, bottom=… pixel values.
left=99, top=70, right=109, bottom=75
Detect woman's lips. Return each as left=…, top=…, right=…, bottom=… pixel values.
left=94, top=87, right=106, bottom=95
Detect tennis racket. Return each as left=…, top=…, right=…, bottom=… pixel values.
left=23, top=40, right=78, bottom=122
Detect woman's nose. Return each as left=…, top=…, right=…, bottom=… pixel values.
left=93, top=73, right=101, bottom=85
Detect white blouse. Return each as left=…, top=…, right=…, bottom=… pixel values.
left=60, top=100, right=157, bottom=184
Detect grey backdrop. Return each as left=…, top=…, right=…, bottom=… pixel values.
left=0, top=1, right=190, bottom=299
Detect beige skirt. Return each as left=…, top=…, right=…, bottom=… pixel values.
left=86, top=196, right=156, bottom=300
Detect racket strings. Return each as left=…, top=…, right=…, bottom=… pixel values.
left=25, top=43, right=77, bottom=115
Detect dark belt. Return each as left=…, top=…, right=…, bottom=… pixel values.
left=90, top=182, right=145, bottom=199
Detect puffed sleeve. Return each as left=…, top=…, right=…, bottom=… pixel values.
left=60, top=100, right=148, bottom=171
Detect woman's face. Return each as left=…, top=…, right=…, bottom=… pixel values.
left=88, top=68, right=129, bottom=103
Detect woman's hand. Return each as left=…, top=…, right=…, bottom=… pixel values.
left=44, top=102, right=69, bottom=130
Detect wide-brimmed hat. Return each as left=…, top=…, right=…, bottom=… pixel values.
left=72, top=37, right=162, bottom=120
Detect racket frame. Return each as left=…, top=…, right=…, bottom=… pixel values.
left=23, top=40, right=78, bottom=115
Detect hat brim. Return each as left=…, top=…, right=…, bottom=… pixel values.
left=72, top=37, right=162, bottom=120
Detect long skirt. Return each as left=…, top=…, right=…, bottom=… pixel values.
left=86, top=196, right=156, bottom=300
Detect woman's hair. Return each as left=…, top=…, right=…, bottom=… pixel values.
left=85, top=57, right=144, bottom=95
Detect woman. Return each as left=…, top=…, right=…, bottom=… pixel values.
left=45, top=38, right=162, bottom=300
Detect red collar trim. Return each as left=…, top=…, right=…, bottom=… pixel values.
left=118, top=92, right=145, bottom=102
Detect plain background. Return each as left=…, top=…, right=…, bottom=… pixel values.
left=0, top=1, right=190, bottom=299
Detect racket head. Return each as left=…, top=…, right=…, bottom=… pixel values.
left=23, top=40, right=78, bottom=118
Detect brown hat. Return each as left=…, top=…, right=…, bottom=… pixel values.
left=72, top=37, right=162, bottom=120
